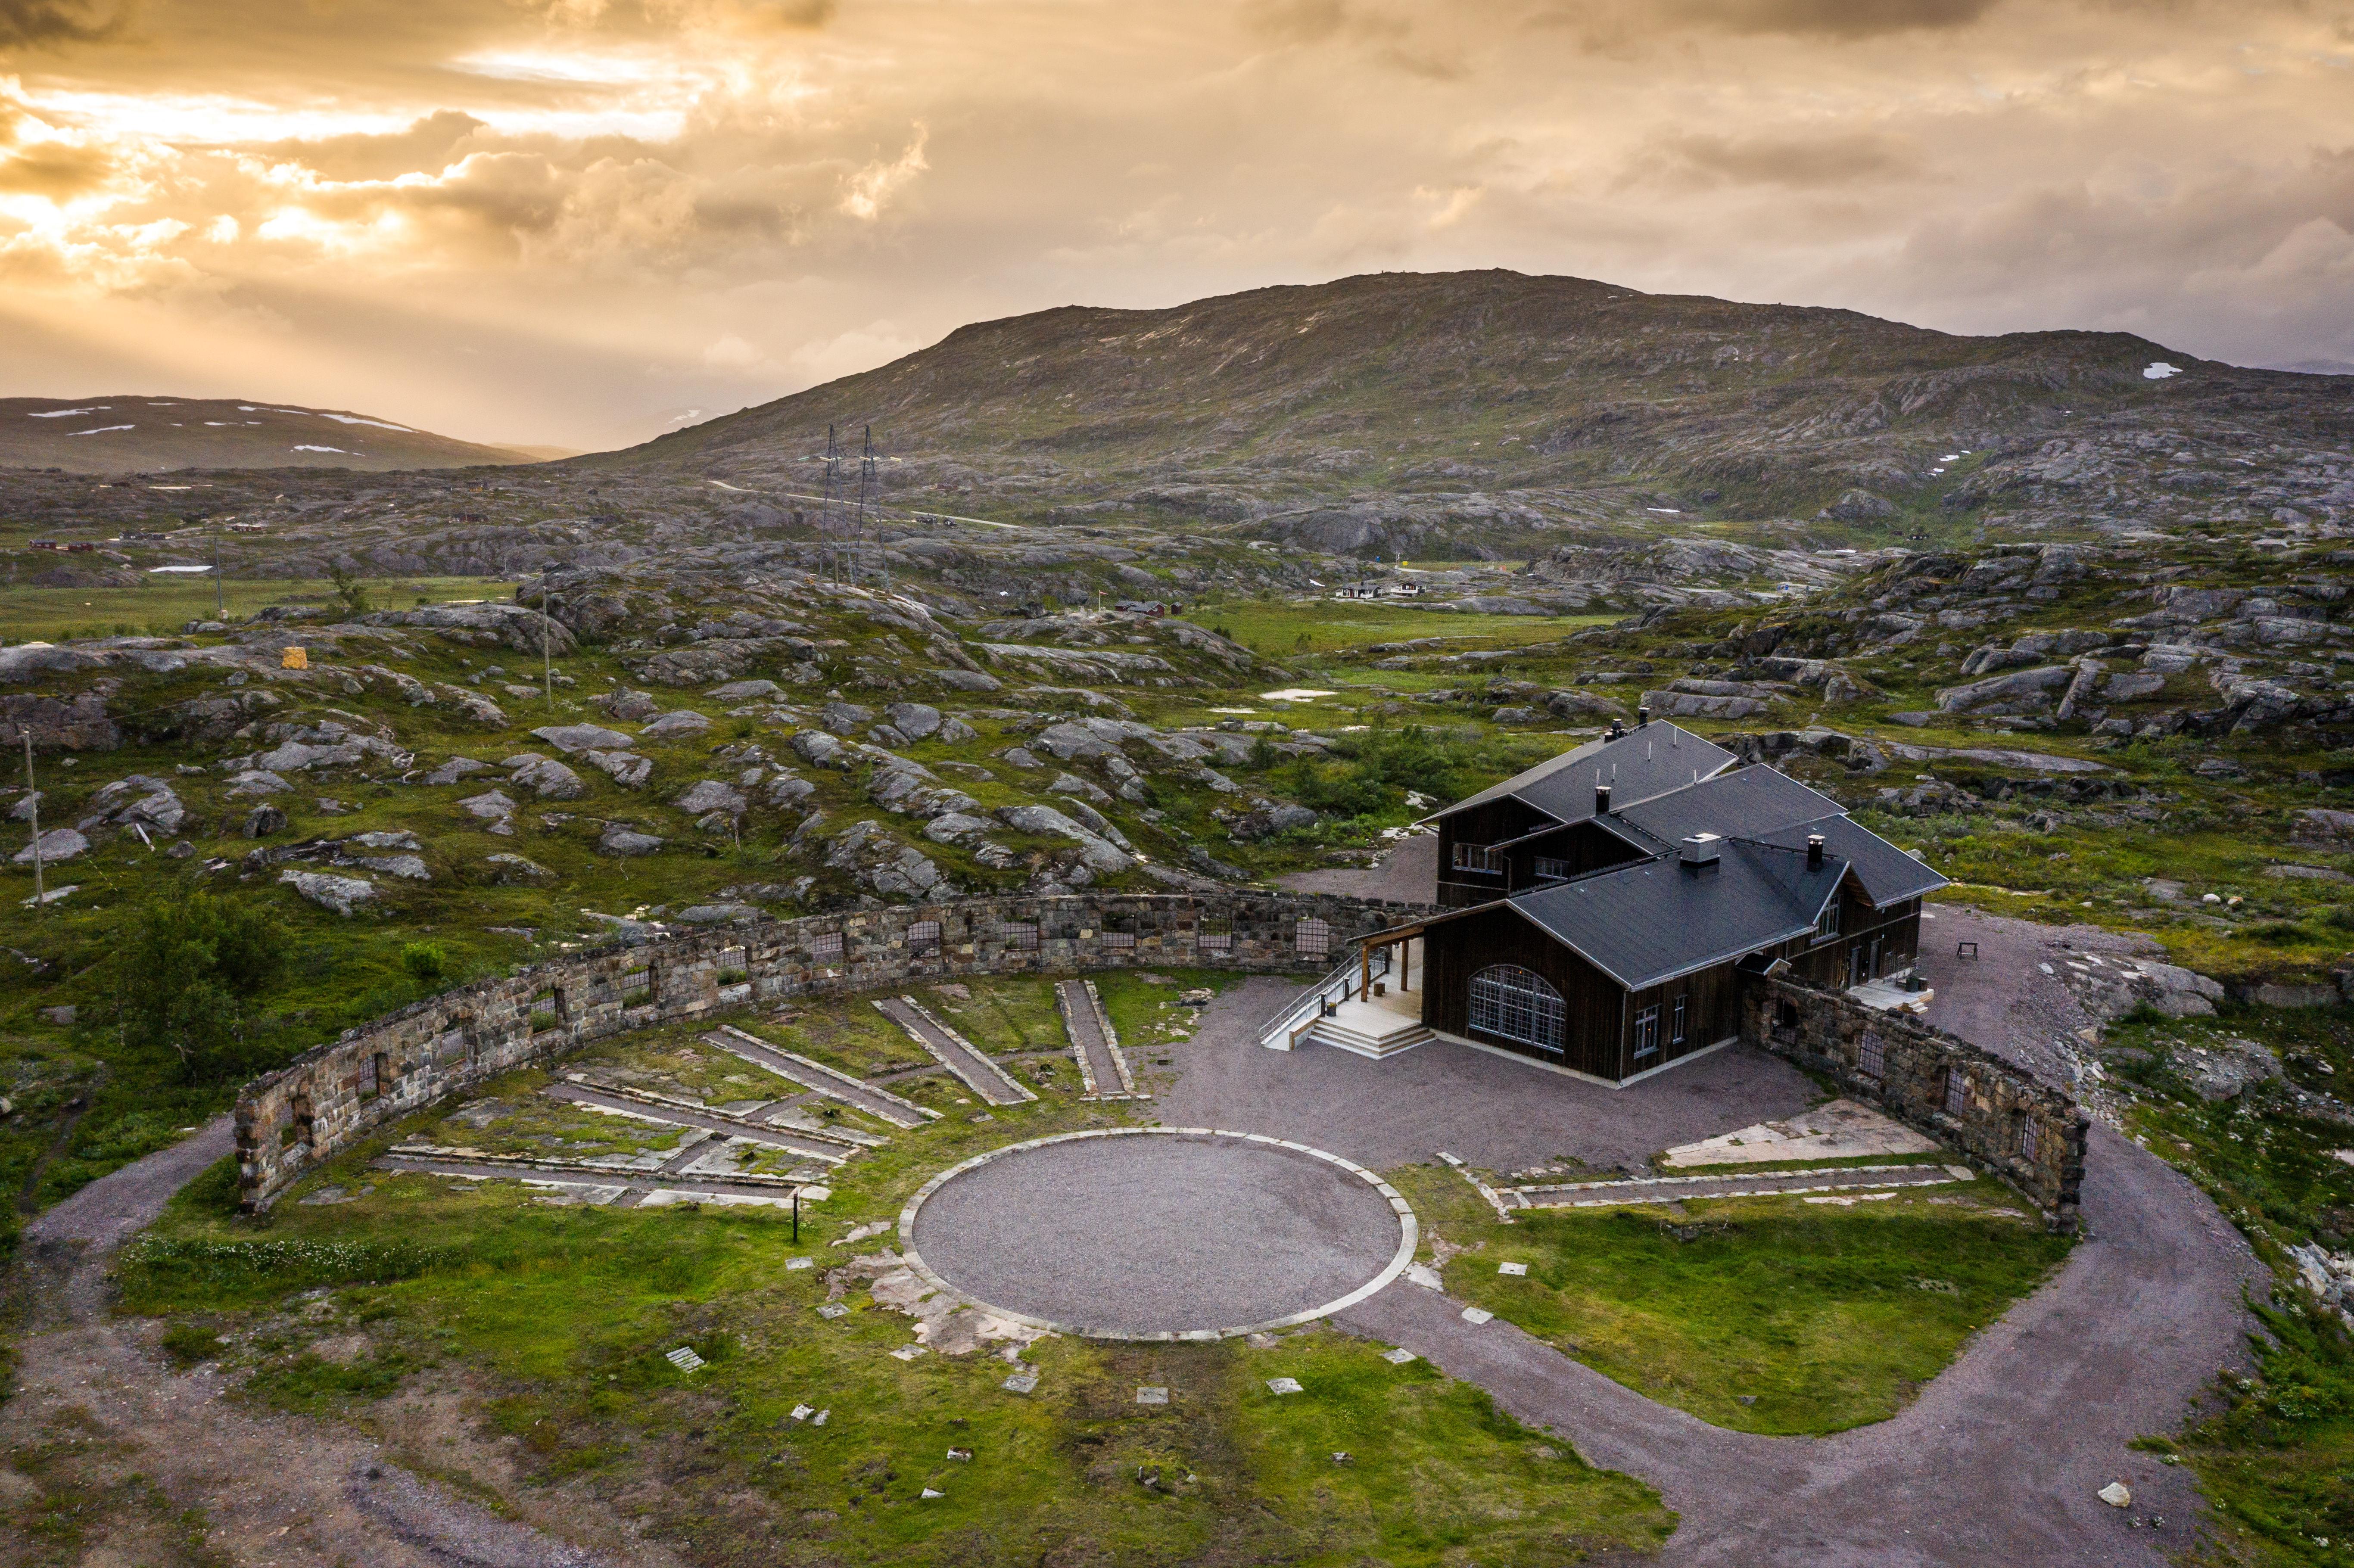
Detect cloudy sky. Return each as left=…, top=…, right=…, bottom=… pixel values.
left=0, top=0, right=2349, bottom=449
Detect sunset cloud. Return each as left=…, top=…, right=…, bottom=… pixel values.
left=0, top=0, right=2345, bottom=447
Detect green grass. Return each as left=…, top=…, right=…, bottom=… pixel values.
left=0, top=575, right=515, bottom=642
left=921, top=976, right=1066, bottom=1056
left=1393, top=1163, right=2072, bottom=1435
left=120, top=1077, right=1673, bottom=1566
left=1188, top=599, right=1610, bottom=659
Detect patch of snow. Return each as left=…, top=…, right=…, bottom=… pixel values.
left=70, top=425, right=134, bottom=435
left=28, top=408, right=96, bottom=417
left=2143, top=362, right=2183, bottom=380
left=318, top=414, right=413, bottom=430
left=291, top=445, right=350, bottom=453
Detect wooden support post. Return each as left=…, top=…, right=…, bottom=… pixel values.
left=1360, top=942, right=1370, bottom=1001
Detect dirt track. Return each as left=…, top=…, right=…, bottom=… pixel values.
left=5, top=1120, right=680, bottom=1568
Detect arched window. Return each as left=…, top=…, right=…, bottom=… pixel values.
left=1468, top=964, right=1566, bottom=1055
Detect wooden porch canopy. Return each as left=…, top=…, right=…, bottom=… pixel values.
left=1352, top=919, right=1431, bottom=998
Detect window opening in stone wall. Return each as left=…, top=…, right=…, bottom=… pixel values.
left=2019, top=1116, right=2041, bottom=1160
left=529, top=987, right=562, bottom=1033
left=1002, top=921, right=1040, bottom=951
left=1776, top=999, right=1800, bottom=1031
left=365, top=1051, right=389, bottom=1100
left=1857, top=1030, right=1884, bottom=1080
left=718, top=947, right=748, bottom=983
left=1944, top=1067, right=1968, bottom=1116
left=1632, top=1005, right=1660, bottom=1061
left=1200, top=917, right=1233, bottom=953
left=811, top=931, right=845, bottom=962
left=620, top=965, right=653, bottom=1000
left=1102, top=927, right=1135, bottom=950
left=1295, top=917, right=1331, bottom=958
left=908, top=919, right=942, bottom=955
left=1467, top=964, right=1565, bottom=1055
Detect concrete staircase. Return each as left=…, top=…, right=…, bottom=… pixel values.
left=1306, top=1000, right=1434, bottom=1059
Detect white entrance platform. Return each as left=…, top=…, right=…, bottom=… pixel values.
left=1307, top=999, right=1434, bottom=1059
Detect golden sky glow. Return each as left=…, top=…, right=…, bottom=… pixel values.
left=0, top=0, right=2350, bottom=448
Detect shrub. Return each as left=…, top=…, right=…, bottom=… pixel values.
left=121, top=893, right=290, bottom=1083
left=400, top=941, right=448, bottom=983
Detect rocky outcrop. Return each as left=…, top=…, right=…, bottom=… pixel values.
left=0, top=692, right=118, bottom=751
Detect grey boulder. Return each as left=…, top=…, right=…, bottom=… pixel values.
left=278, top=869, right=376, bottom=916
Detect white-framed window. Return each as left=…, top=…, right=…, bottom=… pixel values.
left=907, top=919, right=942, bottom=954
left=1857, top=1030, right=1885, bottom=1080
left=1671, top=995, right=1687, bottom=1045
left=1534, top=856, right=1572, bottom=883
left=1199, top=918, right=1233, bottom=953
left=1944, top=1068, right=1969, bottom=1116
left=1452, top=842, right=1503, bottom=874
left=1815, top=901, right=1842, bottom=943
left=1295, top=917, right=1331, bottom=958
left=1469, top=965, right=1566, bottom=1056
left=1001, top=921, right=1040, bottom=951
left=1632, top=1005, right=1660, bottom=1061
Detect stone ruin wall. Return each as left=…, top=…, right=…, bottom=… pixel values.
left=1742, top=974, right=2088, bottom=1229
left=235, top=890, right=1421, bottom=1210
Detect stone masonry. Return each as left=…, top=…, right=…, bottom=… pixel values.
left=235, top=890, right=1423, bottom=1209
left=1742, top=974, right=2088, bottom=1229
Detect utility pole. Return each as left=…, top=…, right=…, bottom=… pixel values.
left=820, top=425, right=841, bottom=585
left=209, top=516, right=224, bottom=619
left=19, top=727, right=44, bottom=915
left=855, top=425, right=883, bottom=597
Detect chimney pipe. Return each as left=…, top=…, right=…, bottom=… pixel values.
left=1806, top=833, right=1825, bottom=869
left=1638, top=705, right=1650, bottom=728
left=1596, top=783, right=1612, bottom=815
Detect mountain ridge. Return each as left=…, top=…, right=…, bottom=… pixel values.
left=0, top=396, right=545, bottom=475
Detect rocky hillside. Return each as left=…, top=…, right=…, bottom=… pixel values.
left=0, top=397, right=541, bottom=474
left=585, top=269, right=2353, bottom=558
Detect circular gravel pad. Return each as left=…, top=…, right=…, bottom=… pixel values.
left=903, top=1130, right=1411, bottom=1338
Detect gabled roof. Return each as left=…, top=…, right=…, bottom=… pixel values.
left=1611, top=765, right=1843, bottom=847
left=1429, top=722, right=1737, bottom=828
left=1746, top=814, right=1947, bottom=909
left=1506, top=839, right=1848, bottom=991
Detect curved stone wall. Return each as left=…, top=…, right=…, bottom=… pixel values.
left=234, top=890, right=1425, bottom=1210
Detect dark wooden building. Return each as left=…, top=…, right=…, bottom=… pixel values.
left=1388, top=721, right=1944, bottom=1085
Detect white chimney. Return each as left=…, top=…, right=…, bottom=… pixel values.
left=1680, top=832, right=1722, bottom=868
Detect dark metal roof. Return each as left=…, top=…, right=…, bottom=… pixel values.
left=1430, top=722, right=1738, bottom=827
left=1506, top=839, right=1848, bottom=991
left=1747, top=814, right=1949, bottom=908
left=1611, top=765, right=1843, bottom=846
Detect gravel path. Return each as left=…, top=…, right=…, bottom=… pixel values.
left=908, top=1132, right=1402, bottom=1335
left=1057, top=979, right=1137, bottom=1098
left=545, top=1083, right=857, bottom=1160
left=872, top=995, right=1035, bottom=1105
left=700, top=1025, right=934, bottom=1128
left=7, top=1118, right=660, bottom=1567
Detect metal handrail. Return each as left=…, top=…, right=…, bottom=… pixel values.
left=1258, top=946, right=1392, bottom=1049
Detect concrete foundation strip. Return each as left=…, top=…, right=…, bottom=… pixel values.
left=1054, top=982, right=1101, bottom=1099
left=1510, top=1163, right=1972, bottom=1210
left=706, top=1024, right=940, bottom=1127
left=875, top=996, right=1038, bottom=1106
left=1055, top=979, right=1142, bottom=1101
left=895, top=1126, right=1419, bottom=1343
left=1437, top=1151, right=1517, bottom=1224
left=376, top=1151, right=821, bottom=1204
left=548, top=1079, right=872, bottom=1162
left=1082, top=978, right=1141, bottom=1097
